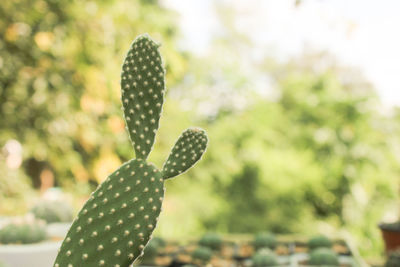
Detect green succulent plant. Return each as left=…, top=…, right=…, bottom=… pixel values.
left=308, top=235, right=332, bottom=250
left=385, top=249, right=400, bottom=267
left=0, top=220, right=47, bottom=244
left=191, top=246, right=213, bottom=264
left=139, top=238, right=160, bottom=265
left=253, top=232, right=277, bottom=250
left=308, top=248, right=339, bottom=266
left=53, top=34, right=208, bottom=267
left=251, top=249, right=278, bottom=267
left=198, top=232, right=222, bottom=251
left=31, top=200, right=74, bottom=223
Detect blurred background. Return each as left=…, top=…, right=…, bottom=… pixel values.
left=1, top=0, right=399, bottom=263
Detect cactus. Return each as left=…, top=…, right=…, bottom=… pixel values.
left=191, top=246, right=213, bottom=264
left=308, top=248, right=339, bottom=266
left=307, top=235, right=332, bottom=250
left=0, top=219, right=47, bottom=244
left=198, top=232, right=222, bottom=251
left=251, top=249, right=278, bottom=267
left=253, top=232, right=277, bottom=250
left=31, top=200, right=74, bottom=223
left=53, top=34, right=208, bottom=267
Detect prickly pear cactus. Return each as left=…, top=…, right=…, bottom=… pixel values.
left=54, top=34, right=208, bottom=267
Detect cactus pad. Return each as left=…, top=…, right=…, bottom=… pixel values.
left=162, top=128, right=208, bottom=179
left=121, top=35, right=165, bottom=160
left=54, top=34, right=208, bottom=267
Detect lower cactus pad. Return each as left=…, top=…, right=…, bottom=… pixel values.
left=54, top=159, right=164, bottom=267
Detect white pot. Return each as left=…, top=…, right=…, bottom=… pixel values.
left=0, top=241, right=61, bottom=267
left=46, top=223, right=71, bottom=240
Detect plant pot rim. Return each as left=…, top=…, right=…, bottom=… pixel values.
left=379, top=222, right=400, bottom=232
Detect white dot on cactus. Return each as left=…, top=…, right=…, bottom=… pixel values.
left=107, top=185, right=112, bottom=190
left=144, top=215, right=149, bottom=219
left=115, top=249, right=121, bottom=256
left=146, top=139, right=150, bottom=144
left=140, top=114, right=145, bottom=119
left=98, top=191, right=103, bottom=196
left=140, top=206, right=144, bottom=211
left=139, top=245, right=145, bottom=250
left=66, top=250, right=71, bottom=256
left=135, top=224, right=140, bottom=229
left=129, top=213, right=135, bottom=218
left=133, top=197, right=138, bottom=202
left=122, top=203, right=127, bottom=208
left=83, top=209, right=88, bottom=214
left=82, top=253, right=88, bottom=260
left=112, top=237, right=118, bottom=243
left=128, top=253, right=134, bottom=259
left=150, top=177, right=155, bottom=182
left=138, top=232, right=144, bottom=237
left=148, top=224, right=154, bottom=229
left=103, top=198, right=108, bottom=204
left=92, top=203, right=97, bottom=208
left=115, top=265, right=120, bottom=267
left=66, top=237, right=71, bottom=242
left=79, top=239, right=84, bottom=245
left=119, top=177, right=124, bottom=183
left=129, top=94, right=134, bottom=99
left=136, top=145, right=141, bottom=150
left=152, top=206, right=157, bottom=211
left=144, top=187, right=149, bottom=192
left=68, top=264, right=73, bottom=267
left=124, top=230, right=130, bottom=236
left=115, top=193, right=120, bottom=198
left=155, top=188, right=159, bottom=192
left=135, top=120, right=140, bottom=125
left=136, top=180, right=141, bottom=185
left=77, top=226, right=82, bottom=232
left=125, top=186, right=131, bottom=192
left=92, top=231, right=98, bottom=237
left=88, top=218, right=93, bottom=223
left=110, top=208, right=115, bottom=214
left=105, top=225, right=111, bottom=231
left=150, top=119, right=155, bottom=124
left=140, top=134, right=144, bottom=139
left=98, top=245, right=104, bottom=251
left=129, top=109, right=134, bottom=114
left=117, top=219, right=123, bottom=225
left=55, top=264, right=59, bottom=267
left=128, top=241, right=134, bottom=247
left=99, top=260, right=105, bottom=266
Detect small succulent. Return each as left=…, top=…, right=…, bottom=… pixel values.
left=251, top=249, right=278, bottom=267
left=139, top=238, right=161, bottom=265
left=191, top=246, right=213, bottom=264
left=385, top=249, right=400, bottom=267
left=253, top=232, right=277, bottom=250
left=308, top=235, right=332, bottom=250
left=198, top=232, right=223, bottom=251
left=0, top=219, right=47, bottom=244
left=308, top=248, right=339, bottom=266
left=31, top=200, right=74, bottom=223
left=54, top=34, right=208, bottom=267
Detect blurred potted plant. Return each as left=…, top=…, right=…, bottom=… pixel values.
left=30, top=200, right=74, bottom=241
left=0, top=216, right=61, bottom=267
left=379, top=185, right=400, bottom=253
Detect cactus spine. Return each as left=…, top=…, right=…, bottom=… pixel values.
left=53, top=34, right=208, bottom=267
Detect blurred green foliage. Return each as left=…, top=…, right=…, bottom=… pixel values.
left=1, top=0, right=399, bottom=259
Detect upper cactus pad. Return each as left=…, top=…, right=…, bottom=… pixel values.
left=121, top=35, right=165, bottom=160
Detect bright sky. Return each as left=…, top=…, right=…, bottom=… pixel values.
left=162, top=0, right=400, bottom=107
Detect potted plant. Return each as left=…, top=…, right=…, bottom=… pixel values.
left=379, top=185, right=400, bottom=253
left=30, top=200, right=74, bottom=241
left=0, top=216, right=61, bottom=267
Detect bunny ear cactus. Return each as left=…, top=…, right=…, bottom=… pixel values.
left=54, top=34, right=208, bottom=267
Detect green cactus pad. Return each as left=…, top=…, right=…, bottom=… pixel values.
left=121, top=34, right=165, bottom=160
left=54, top=159, right=164, bottom=267
left=162, top=128, right=208, bottom=179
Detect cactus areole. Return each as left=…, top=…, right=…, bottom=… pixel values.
left=54, top=34, right=208, bottom=267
